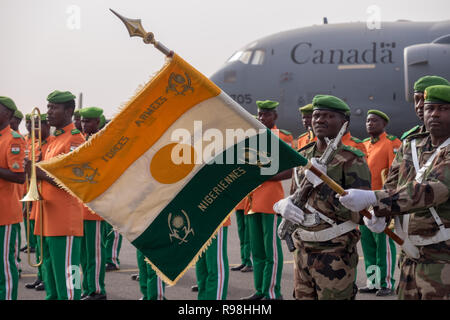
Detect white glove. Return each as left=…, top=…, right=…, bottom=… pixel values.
left=337, top=189, right=377, bottom=212
left=305, top=157, right=326, bottom=187
left=363, top=211, right=386, bottom=233
left=273, top=196, right=305, bottom=224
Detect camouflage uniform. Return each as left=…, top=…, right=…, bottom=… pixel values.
left=400, top=124, right=426, bottom=141
left=374, top=132, right=450, bottom=300
left=291, top=142, right=371, bottom=300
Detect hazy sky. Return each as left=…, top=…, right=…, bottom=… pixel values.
left=1, top=0, right=449, bottom=132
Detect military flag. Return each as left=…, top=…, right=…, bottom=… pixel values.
left=37, top=53, right=306, bottom=284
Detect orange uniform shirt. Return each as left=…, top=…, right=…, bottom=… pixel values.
left=0, top=126, right=26, bottom=226
left=36, top=123, right=85, bottom=236
left=297, top=131, right=317, bottom=150
left=342, top=132, right=367, bottom=156
left=246, top=126, right=293, bottom=214
left=29, top=137, right=54, bottom=221
left=363, top=132, right=401, bottom=190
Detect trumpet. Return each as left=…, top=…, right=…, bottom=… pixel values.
left=21, top=107, right=44, bottom=268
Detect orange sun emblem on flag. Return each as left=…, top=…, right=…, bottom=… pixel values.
left=150, top=143, right=197, bottom=184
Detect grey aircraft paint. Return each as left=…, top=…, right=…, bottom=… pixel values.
left=210, top=20, right=450, bottom=139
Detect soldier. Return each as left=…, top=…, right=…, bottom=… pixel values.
left=105, top=225, right=122, bottom=271
left=242, top=100, right=293, bottom=300
left=297, top=104, right=316, bottom=149
left=10, top=110, right=23, bottom=132
left=338, top=85, right=450, bottom=300
left=274, top=94, right=371, bottom=300
left=195, top=217, right=230, bottom=300
left=401, top=75, right=449, bottom=141
left=73, top=109, right=83, bottom=132
left=359, top=109, right=401, bottom=296
left=136, top=250, right=166, bottom=300
left=231, top=199, right=253, bottom=272
left=24, top=113, right=52, bottom=292
left=0, top=96, right=26, bottom=300
left=78, top=107, right=108, bottom=300
left=34, top=90, right=85, bottom=300
left=342, top=127, right=367, bottom=156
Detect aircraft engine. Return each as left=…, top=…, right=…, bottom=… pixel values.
left=404, top=34, right=450, bottom=102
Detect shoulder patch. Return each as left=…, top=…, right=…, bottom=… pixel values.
left=400, top=125, right=420, bottom=141
left=342, top=145, right=365, bottom=157
left=386, top=134, right=397, bottom=141
left=279, top=129, right=292, bottom=136
left=11, top=131, right=23, bottom=139
left=350, top=136, right=363, bottom=143
left=405, top=131, right=428, bottom=142
left=362, top=137, right=370, bottom=142
left=71, top=129, right=81, bottom=135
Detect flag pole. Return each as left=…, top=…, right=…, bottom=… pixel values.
left=110, top=9, right=174, bottom=58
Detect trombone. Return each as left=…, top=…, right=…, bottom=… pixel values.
left=21, top=107, right=44, bottom=268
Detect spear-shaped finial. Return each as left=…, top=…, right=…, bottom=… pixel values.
left=110, top=9, right=173, bottom=57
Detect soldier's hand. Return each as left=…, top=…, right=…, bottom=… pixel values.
left=337, top=189, right=377, bottom=212
left=273, top=196, right=305, bottom=224
left=305, top=157, right=326, bottom=187
left=363, top=210, right=386, bottom=233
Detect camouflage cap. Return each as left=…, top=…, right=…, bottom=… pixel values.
left=80, top=106, right=103, bottom=119
left=47, top=90, right=76, bottom=104
left=13, top=110, right=24, bottom=119
left=299, top=103, right=313, bottom=115
left=312, top=94, right=350, bottom=115
left=367, top=109, right=389, bottom=123
left=414, top=75, right=450, bottom=93
left=256, top=100, right=279, bottom=111
left=0, top=96, right=18, bottom=112
left=424, top=85, right=450, bottom=104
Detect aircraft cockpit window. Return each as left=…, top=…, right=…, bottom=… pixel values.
left=251, top=50, right=265, bottom=65
left=227, top=50, right=253, bottom=64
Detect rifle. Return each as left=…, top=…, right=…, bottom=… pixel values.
left=278, top=122, right=348, bottom=252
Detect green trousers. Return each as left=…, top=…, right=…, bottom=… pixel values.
left=196, top=226, right=229, bottom=300
left=235, top=210, right=252, bottom=267
left=42, top=236, right=82, bottom=300
left=105, top=222, right=122, bottom=268
left=137, top=250, right=165, bottom=300
left=0, top=224, right=20, bottom=300
left=248, top=213, right=283, bottom=299
left=360, top=225, right=396, bottom=289
left=81, top=220, right=106, bottom=295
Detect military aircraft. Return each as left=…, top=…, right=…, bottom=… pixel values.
left=210, top=20, right=450, bottom=138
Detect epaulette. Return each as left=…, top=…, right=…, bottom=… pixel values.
left=297, top=141, right=315, bottom=153
left=362, top=137, right=370, bottom=142
left=279, top=129, right=292, bottom=136
left=400, top=125, right=420, bottom=141
left=342, top=145, right=365, bottom=157
left=71, top=129, right=81, bottom=135
left=297, top=132, right=308, bottom=139
left=350, top=136, right=363, bottom=143
left=386, top=134, right=398, bottom=141
left=405, top=131, right=428, bottom=142
left=11, top=131, right=23, bottom=139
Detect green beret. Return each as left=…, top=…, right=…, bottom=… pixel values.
left=25, top=114, right=31, bottom=121
left=424, top=85, right=450, bottom=104
left=73, top=109, right=81, bottom=117
left=0, top=96, right=18, bottom=112
left=99, top=114, right=106, bottom=129
left=80, top=107, right=103, bottom=119
left=312, top=95, right=350, bottom=115
left=47, top=90, right=76, bottom=104
left=299, top=103, right=313, bottom=115
left=13, top=110, right=24, bottom=119
left=40, top=114, right=48, bottom=121
left=414, top=76, right=449, bottom=93
left=368, top=109, right=389, bottom=122
left=256, top=100, right=279, bottom=111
